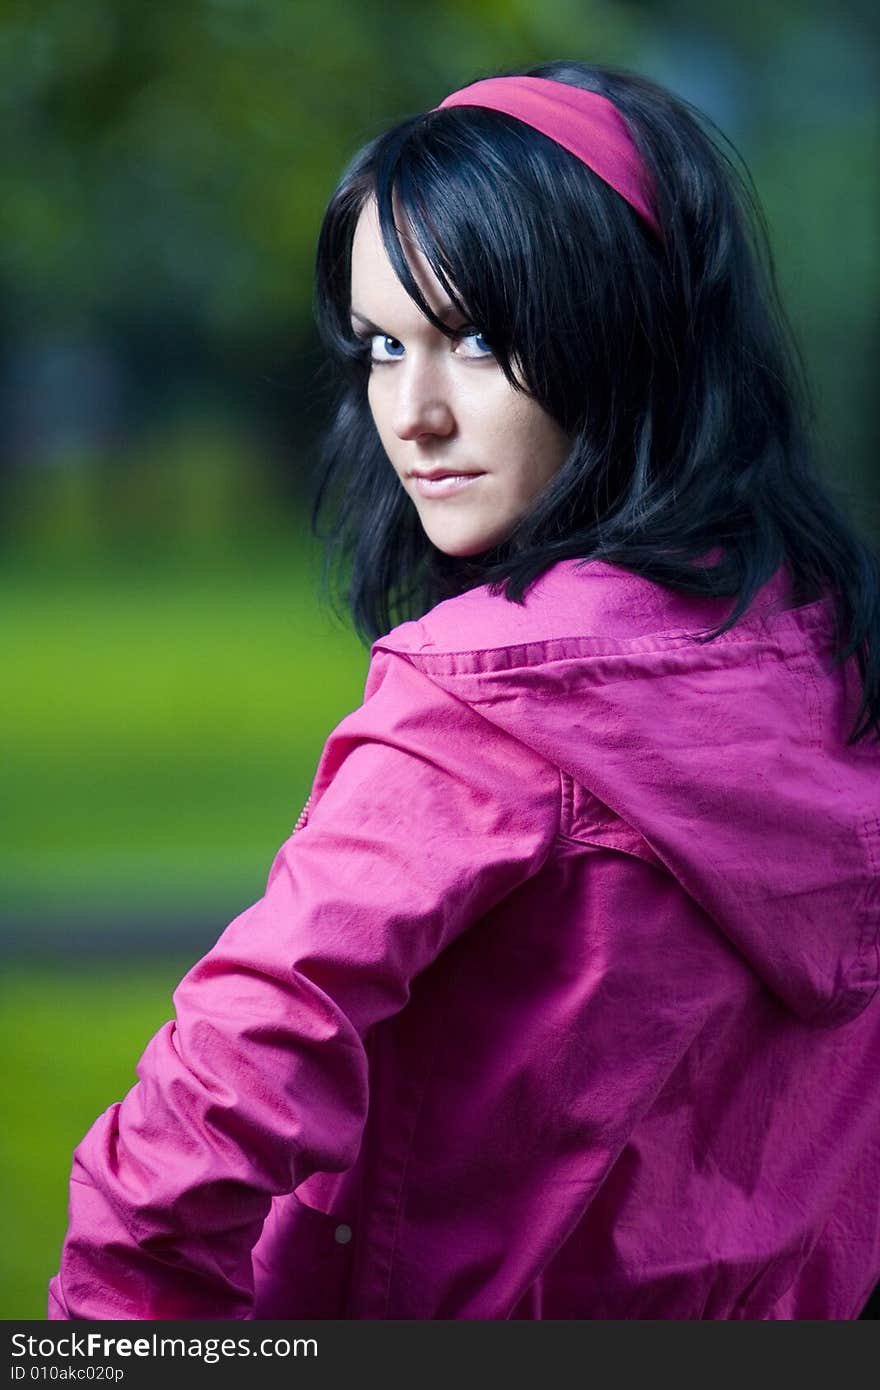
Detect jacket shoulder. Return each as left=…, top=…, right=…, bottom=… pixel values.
left=373, top=559, right=647, bottom=659
left=374, top=558, right=805, bottom=663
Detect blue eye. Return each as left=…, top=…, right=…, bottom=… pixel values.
left=359, top=328, right=495, bottom=364
left=456, top=331, right=495, bottom=359
left=370, top=334, right=405, bottom=362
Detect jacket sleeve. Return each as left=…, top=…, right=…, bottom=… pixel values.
left=47, top=647, right=561, bottom=1320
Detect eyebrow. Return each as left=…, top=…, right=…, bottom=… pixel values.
left=349, top=302, right=466, bottom=331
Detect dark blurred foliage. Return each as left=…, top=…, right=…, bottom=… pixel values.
left=0, top=0, right=876, bottom=552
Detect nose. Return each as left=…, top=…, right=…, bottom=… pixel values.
left=390, top=355, right=455, bottom=441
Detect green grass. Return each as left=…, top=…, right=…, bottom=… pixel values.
left=2, top=543, right=368, bottom=917
left=1, top=958, right=200, bottom=1318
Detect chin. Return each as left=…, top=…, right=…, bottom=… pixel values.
left=430, top=534, right=497, bottom=559
left=422, top=516, right=511, bottom=559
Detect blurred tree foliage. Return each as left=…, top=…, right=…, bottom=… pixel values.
left=0, top=0, right=876, bottom=532
left=0, top=0, right=645, bottom=334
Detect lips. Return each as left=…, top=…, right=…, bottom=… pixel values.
left=409, top=470, right=484, bottom=481
left=410, top=472, right=486, bottom=499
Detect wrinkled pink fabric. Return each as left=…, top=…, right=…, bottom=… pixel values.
left=49, top=558, right=880, bottom=1320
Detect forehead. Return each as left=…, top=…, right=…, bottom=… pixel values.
left=349, top=196, right=458, bottom=323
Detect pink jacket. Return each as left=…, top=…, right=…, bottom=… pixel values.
left=49, top=558, right=880, bottom=1320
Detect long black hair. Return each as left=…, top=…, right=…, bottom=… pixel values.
left=311, top=58, right=879, bottom=745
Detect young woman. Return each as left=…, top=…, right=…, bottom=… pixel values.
left=50, top=61, right=880, bottom=1321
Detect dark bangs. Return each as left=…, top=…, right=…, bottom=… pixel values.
left=316, top=90, right=670, bottom=425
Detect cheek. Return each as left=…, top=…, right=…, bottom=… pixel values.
left=504, top=404, right=570, bottom=478
left=366, top=380, right=393, bottom=447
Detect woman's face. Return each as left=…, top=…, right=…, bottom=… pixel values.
left=348, top=197, right=572, bottom=558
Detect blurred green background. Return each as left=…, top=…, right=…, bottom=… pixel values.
left=2, top=0, right=877, bottom=1318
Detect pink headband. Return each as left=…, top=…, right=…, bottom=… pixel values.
left=434, top=75, right=663, bottom=243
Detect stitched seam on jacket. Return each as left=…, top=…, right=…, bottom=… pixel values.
left=375, top=981, right=457, bottom=1319
left=854, top=815, right=880, bottom=995
left=807, top=812, right=880, bottom=1026
left=375, top=599, right=835, bottom=670
left=555, top=829, right=664, bottom=867
left=557, top=771, right=661, bottom=863
left=382, top=650, right=565, bottom=851
left=559, top=768, right=573, bottom=839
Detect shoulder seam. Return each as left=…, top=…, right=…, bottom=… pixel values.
left=379, top=647, right=564, bottom=846
left=559, top=768, right=573, bottom=839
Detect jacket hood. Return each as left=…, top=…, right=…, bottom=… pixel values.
left=374, top=559, right=880, bottom=1027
